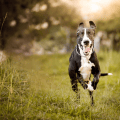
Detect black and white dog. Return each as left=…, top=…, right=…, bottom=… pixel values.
left=68, top=21, right=112, bottom=105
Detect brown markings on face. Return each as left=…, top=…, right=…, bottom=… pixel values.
left=77, top=27, right=95, bottom=42
left=86, top=28, right=95, bottom=42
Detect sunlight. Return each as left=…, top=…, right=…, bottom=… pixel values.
left=91, top=0, right=102, bottom=3
left=60, top=0, right=113, bottom=20
left=90, top=3, right=101, bottom=13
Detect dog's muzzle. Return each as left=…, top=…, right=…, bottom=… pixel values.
left=76, top=42, right=93, bottom=56
left=84, top=43, right=93, bottom=56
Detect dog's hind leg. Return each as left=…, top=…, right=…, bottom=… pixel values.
left=89, top=91, right=94, bottom=106
left=92, top=72, right=100, bottom=90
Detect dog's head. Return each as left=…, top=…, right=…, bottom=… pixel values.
left=76, top=21, right=96, bottom=56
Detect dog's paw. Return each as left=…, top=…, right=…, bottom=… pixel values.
left=87, top=81, right=94, bottom=91
left=87, top=85, right=94, bottom=91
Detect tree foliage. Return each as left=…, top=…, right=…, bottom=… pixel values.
left=96, top=1, right=120, bottom=33
left=0, top=0, right=82, bottom=51
left=96, top=2, right=120, bottom=51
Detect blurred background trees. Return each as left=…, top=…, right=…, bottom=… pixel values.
left=96, top=0, right=120, bottom=51
left=0, top=0, right=82, bottom=55
left=1, top=0, right=120, bottom=55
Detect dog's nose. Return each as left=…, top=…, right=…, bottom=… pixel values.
left=84, top=40, right=89, bottom=45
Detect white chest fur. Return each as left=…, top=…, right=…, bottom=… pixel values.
left=79, top=56, right=95, bottom=91
left=79, top=57, right=94, bottom=81
left=77, top=44, right=95, bottom=91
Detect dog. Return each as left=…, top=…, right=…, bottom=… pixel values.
left=78, top=60, right=95, bottom=91
left=68, top=21, right=112, bottom=105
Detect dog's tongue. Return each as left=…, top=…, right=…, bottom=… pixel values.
left=85, top=47, right=90, bottom=52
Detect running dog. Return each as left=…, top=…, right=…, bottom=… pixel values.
left=68, top=21, right=112, bottom=105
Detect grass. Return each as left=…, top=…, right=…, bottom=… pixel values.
left=0, top=50, right=120, bottom=120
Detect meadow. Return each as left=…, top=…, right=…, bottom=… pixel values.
left=0, top=50, right=120, bottom=120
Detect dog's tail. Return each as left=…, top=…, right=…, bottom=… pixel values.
left=100, top=73, right=113, bottom=76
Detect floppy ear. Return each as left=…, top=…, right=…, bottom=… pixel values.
left=89, top=21, right=96, bottom=29
left=79, top=22, right=84, bottom=28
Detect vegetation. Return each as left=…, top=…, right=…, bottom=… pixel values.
left=96, top=1, right=120, bottom=51
left=0, top=1, right=120, bottom=118
left=0, top=0, right=82, bottom=52
left=0, top=50, right=120, bottom=119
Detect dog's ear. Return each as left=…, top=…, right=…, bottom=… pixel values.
left=79, top=22, right=84, bottom=28
left=89, top=21, right=96, bottom=29
left=77, top=22, right=84, bottom=36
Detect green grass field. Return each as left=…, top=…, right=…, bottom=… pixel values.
left=0, top=50, right=120, bottom=120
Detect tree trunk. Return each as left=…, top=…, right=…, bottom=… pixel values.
left=0, top=0, right=6, bottom=50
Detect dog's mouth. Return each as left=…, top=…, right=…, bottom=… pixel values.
left=84, top=44, right=92, bottom=56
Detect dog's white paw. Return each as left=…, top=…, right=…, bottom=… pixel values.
left=87, top=85, right=94, bottom=91
left=87, top=81, right=94, bottom=91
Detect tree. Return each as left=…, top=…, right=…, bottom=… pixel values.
left=0, top=0, right=82, bottom=52
left=96, top=1, right=120, bottom=51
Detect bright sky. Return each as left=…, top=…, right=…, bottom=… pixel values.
left=60, top=0, right=113, bottom=20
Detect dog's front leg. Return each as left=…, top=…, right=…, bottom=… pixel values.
left=78, top=75, right=88, bottom=89
left=90, top=51, right=101, bottom=90
left=69, top=69, right=80, bottom=99
left=92, top=72, right=100, bottom=90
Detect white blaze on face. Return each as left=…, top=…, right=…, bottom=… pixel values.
left=81, top=28, right=92, bottom=46
left=81, top=28, right=93, bottom=56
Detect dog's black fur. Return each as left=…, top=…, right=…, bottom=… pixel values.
left=68, top=21, right=100, bottom=105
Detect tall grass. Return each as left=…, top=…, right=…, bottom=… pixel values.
left=0, top=51, right=120, bottom=119
left=0, top=58, right=30, bottom=119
